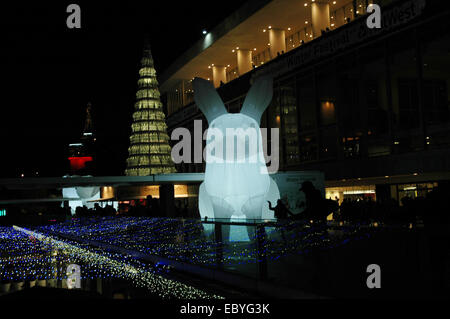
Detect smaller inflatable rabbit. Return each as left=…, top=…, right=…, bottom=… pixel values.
left=193, top=76, right=280, bottom=241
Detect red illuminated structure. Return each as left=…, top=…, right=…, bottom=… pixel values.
left=68, top=103, right=96, bottom=175
left=68, top=156, right=93, bottom=171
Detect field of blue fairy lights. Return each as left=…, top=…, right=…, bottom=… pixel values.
left=0, top=217, right=401, bottom=298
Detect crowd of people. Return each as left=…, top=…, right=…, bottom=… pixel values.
left=268, top=181, right=338, bottom=223
left=268, top=180, right=449, bottom=226
left=3, top=181, right=448, bottom=228
left=335, top=187, right=448, bottom=226
left=74, top=196, right=192, bottom=219
left=74, top=203, right=117, bottom=218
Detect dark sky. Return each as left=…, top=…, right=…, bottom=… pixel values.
left=0, top=0, right=244, bottom=177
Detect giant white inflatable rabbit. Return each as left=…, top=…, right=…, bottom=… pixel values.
left=193, top=76, right=280, bottom=240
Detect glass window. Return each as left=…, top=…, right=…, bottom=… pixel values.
left=297, top=76, right=318, bottom=162
left=320, top=100, right=336, bottom=126
left=360, top=43, right=390, bottom=139
left=337, top=53, right=363, bottom=158
left=267, top=85, right=283, bottom=167
left=317, top=63, right=338, bottom=159
left=397, top=182, right=438, bottom=205
left=388, top=32, right=420, bottom=130
left=397, top=79, right=419, bottom=129
left=420, top=18, right=450, bottom=151
left=279, top=79, right=300, bottom=165
left=299, top=134, right=318, bottom=162
left=337, top=53, right=361, bottom=133
left=317, top=63, right=337, bottom=126
left=297, top=76, right=316, bottom=131
left=320, top=126, right=338, bottom=159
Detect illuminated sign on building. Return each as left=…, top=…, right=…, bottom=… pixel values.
left=0, top=209, right=6, bottom=217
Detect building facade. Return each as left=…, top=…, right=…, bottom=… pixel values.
left=160, top=0, right=450, bottom=205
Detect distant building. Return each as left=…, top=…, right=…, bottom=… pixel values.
left=68, top=102, right=96, bottom=175
left=159, top=0, right=450, bottom=206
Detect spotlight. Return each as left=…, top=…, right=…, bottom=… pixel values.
left=202, top=30, right=207, bottom=35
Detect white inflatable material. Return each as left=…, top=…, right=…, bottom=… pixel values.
left=193, top=77, right=281, bottom=241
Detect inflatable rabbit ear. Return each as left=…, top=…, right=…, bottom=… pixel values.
left=193, top=77, right=228, bottom=124
left=240, top=76, right=273, bottom=124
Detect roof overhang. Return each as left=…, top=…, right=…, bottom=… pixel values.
left=159, top=0, right=352, bottom=93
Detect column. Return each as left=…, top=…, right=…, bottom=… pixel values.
left=269, top=28, right=286, bottom=57
left=311, top=1, right=330, bottom=38
left=187, top=184, right=199, bottom=217
left=212, top=65, right=226, bottom=88
left=335, top=6, right=345, bottom=28
left=236, top=49, right=252, bottom=76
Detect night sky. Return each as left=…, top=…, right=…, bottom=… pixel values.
left=0, top=1, right=243, bottom=177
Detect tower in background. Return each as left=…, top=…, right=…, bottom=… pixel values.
left=125, top=41, right=176, bottom=176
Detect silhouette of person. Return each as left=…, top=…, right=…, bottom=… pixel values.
left=268, top=199, right=293, bottom=219
left=299, top=181, right=325, bottom=221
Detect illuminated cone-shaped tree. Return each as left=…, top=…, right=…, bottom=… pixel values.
left=125, top=43, right=176, bottom=176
